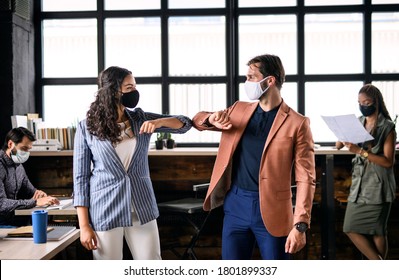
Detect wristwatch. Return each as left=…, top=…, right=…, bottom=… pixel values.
left=360, top=149, right=369, bottom=158
left=295, top=222, right=308, bottom=233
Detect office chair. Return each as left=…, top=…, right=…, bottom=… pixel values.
left=157, top=183, right=210, bottom=260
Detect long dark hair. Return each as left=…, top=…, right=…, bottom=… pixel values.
left=359, top=84, right=392, bottom=122
left=86, top=66, right=131, bottom=144
left=359, top=84, right=392, bottom=148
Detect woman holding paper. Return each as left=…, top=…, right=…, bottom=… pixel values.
left=336, top=84, right=396, bottom=260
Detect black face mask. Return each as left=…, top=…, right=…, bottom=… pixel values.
left=121, top=90, right=140, bottom=108
left=359, top=104, right=376, bottom=117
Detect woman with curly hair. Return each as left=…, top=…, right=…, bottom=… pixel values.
left=73, top=66, right=192, bottom=260
left=336, top=84, right=396, bottom=259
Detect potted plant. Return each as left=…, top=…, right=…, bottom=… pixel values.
left=166, top=132, right=175, bottom=149
left=155, top=132, right=164, bottom=150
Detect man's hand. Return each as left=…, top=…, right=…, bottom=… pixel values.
left=285, top=228, right=306, bottom=254
left=208, top=110, right=232, bottom=130
left=32, top=190, right=47, bottom=199
left=35, top=196, right=60, bottom=207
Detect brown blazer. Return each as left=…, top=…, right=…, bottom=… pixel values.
left=193, top=100, right=316, bottom=237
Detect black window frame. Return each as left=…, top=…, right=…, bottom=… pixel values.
left=34, top=0, right=399, bottom=147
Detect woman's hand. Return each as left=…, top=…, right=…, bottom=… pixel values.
left=343, top=142, right=362, bottom=154
left=335, top=141, right=344, bottom=150
left=139, top=117, right=184, bottom=134
left=140, top=119, right=161, bottom=134
left=80, top=225, right=98, bottom=251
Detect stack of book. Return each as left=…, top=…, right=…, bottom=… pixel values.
left=10, top=114, right=76, bottom=150
left=31, top=139, right=63, bottom=152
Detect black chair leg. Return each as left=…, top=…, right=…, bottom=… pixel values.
left=181, top=212, right=211, bottom=260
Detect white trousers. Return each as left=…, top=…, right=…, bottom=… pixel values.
left=93, top=212, right=162, bottom=260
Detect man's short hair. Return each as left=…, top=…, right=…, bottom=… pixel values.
left=247, top=54, right=286, bottom=90
left=2, top=127, right=36, bottom=151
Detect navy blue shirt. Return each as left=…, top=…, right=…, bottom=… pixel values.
left=231, top=103, right=280, bottom=191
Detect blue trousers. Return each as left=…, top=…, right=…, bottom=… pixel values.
left=222, top=185, right=290, bottom=260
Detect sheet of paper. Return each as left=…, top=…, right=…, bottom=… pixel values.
left=46, top=198, right=73, bottom=210
left=321, top=114, right=374, bottom=144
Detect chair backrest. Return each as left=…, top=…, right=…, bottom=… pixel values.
left=193, top=183, right=209, bottom=198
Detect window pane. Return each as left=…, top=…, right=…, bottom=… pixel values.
left=238, top=0, right=295, bottom=7
left=372, top=0, right=399, bottom=3
left=305, top=82, right=363, bottom=143
left=169, top=17, right=226, bottom=76
left=105, top=0, right=160, bottom=10
left=136, top=84, right=162, bottom=114
left=372, top=13, right=399, bottom=73
left=239, top=15, right=297, bottom=75
left=43, top=85, right=97, bottom=128
left=105, top=18, right=161, bottom=77
left=169, top=0, right=224, bottom=9
left=169, top=84, right=226, bottom=143
left=372, top=81, right=399, bottom=136
left=43, top=19, right=97, bottom=78
left=42, top=0, right=96, bottom=11
left=305, top=0, right=362, bottom=5
left=238, top=82, right=298, bottom=111
left=305, top=13, right=363, bottom=74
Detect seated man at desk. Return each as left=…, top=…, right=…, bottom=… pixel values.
left=0, top=127, right=59, bottom=227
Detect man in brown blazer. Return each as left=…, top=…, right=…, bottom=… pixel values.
left=192, top=54, right=316, bottom=260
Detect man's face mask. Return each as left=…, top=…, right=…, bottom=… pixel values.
left=121, top=90, right=140, bottom=109
left=11, top=144, right=30, bottom=164
left=359, top=103, right=376, bottom=117
left=244, top=76, right=272, bottom=100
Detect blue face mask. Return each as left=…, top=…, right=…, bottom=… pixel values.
left=11, top=147, right=30, bottom=164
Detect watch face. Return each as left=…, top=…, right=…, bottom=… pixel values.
left=296, top=223, right=308, bottom=233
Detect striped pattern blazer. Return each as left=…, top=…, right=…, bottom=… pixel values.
left=73, top=108, right=192, bottom=231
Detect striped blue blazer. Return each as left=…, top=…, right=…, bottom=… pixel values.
left=73, top=108, right=192, bottom=231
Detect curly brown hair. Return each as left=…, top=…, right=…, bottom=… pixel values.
left=86, top=66, right=131, bottom=144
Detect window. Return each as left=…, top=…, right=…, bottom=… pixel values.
left=36, top=1, right=399, bottom=145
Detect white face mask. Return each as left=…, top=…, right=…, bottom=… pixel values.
left=244, top=76, right=271, bottom=100
left=11, top=148, right=30, bottom=164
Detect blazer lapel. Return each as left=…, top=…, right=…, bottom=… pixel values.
left=264, top=101, right=289, bottom=150
left=99, top=140, right=126, bottom=171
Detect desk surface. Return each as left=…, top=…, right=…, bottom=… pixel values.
left=30, top=146, right=375, bottom=157
left=15, top=205, right=77, bottom=216
left=0, top=228, right=79, bottom=260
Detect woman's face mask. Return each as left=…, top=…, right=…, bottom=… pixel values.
left=121, top=90, right=140, bottom=109
left=244, top=76, right=272, bottom=100
left=359, top=103, right=376, bottom=117
left=11, top=145, right=30, bottom=164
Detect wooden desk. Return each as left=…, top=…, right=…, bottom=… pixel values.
left=15, top=205, right=77, bottom=216
left=27, top=147, right=399, bottom=259
left=0, top=228, right=80, bottom=260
